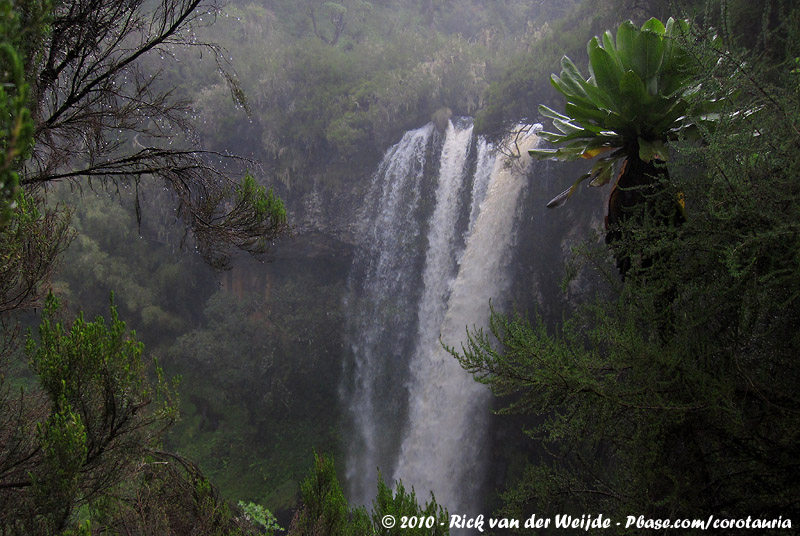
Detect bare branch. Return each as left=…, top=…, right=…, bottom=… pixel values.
left=20, top=0, right=286, bottom=271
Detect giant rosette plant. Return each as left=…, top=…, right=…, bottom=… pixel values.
left=530, top=17, right=718, bottom=218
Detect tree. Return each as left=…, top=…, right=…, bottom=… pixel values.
left=288, top=453, right=367, bottom=536
left=0, top=0, right=36, bottom=226
left=17, top=0, right=288, bottom=271
left=371, top=476, right=448, bottom=536
left=18, top=294, right=175, bottom=533
left=288, top=453, right=449, bottom=536
left=0, top=193, right=72, bottom=317
left=0, top=0, right=287, bottom=531
left=306, top=0, right=373, bottom=47
left=0, top=0, right=289, bottom=385
left=449, top=4, right=800, bottom=529
left=308, top=1, right=349, bottom=46
left=529, top=17, right=718, bottom=274
left=1, top=0, right=290, bottom=345
left=418, top=0, right=449, bottom=30
left=1, top=294, right=268, bottom=534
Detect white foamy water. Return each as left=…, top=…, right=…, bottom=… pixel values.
left=344, top=121, right=540, bottom=515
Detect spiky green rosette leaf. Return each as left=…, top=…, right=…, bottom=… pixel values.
left=529, top=17, right=710, bottom=208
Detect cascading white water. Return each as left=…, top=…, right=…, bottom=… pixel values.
left=466, top=138, right=494, bottom=236
left=344, top=120, right=540, bottom=514
left=410, top=121, right=474, bottom=371
left=344, top=124, right=435, bottom=506
left=393, top=127, right=540, bottom=515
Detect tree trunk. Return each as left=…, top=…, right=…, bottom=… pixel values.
left=605, top=154, right=682, bottom=277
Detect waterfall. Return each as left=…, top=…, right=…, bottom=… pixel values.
left=343, top=124, right=435, bottom=506
left=344, top=120, right=540, bottom=514
left=466, top=138, right=494, bottom=236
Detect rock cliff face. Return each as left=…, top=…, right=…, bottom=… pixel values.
left=514, top=157, right=608, bottom=322
left=268, top=144, right=387, bottom=247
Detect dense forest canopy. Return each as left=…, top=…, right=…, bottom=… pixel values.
left=1, top=0, right=799, bottom=533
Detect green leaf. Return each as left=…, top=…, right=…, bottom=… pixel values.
left=616, top=21, right=638, bottom=69
left=619, top=70, right=648, bottom=103
left=531, top=140, right=594, bottom=162
left=554, top=71, right=583, bottom=98
left=601, top=110, right=629, bottom=131
left=529, top=147, right=560, bottom=159
left=550, top=75, right=596, bottom=111
left=560, top=56, right=588, bottom=95
left=553, top=57, right=597, bottom=110
left=565, top=102, right=607, bottom=123
left=641, top=17, right=666, bottom=36
left=651, top=139, right=668, bottom=161
left=602, top=30, right=624, bottom=72
left=539, top=104, right=572, bottom=123
left=550, top=143, right=593, bottom=160
left=637, top=137, right=668, bottom=162
left=651, top=99, right=688, bottom=132
left=588, top=160, right=614, bottom=186
left=539, top=124, right=615, bottom=146
left=661, top=18, right=679, bottom=70
left=552, top=117, right=585, bottom=135
left=545, top=173, right=591, bottom=208
left=633, top=28, right=664, bottom=85
left=589, top=38, right=624, bottom=104
left=664, top=17, right=689, bottom=40
left=537, top=131, right=569, bottom=144
left=580, top=78, right=618, bottom=112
